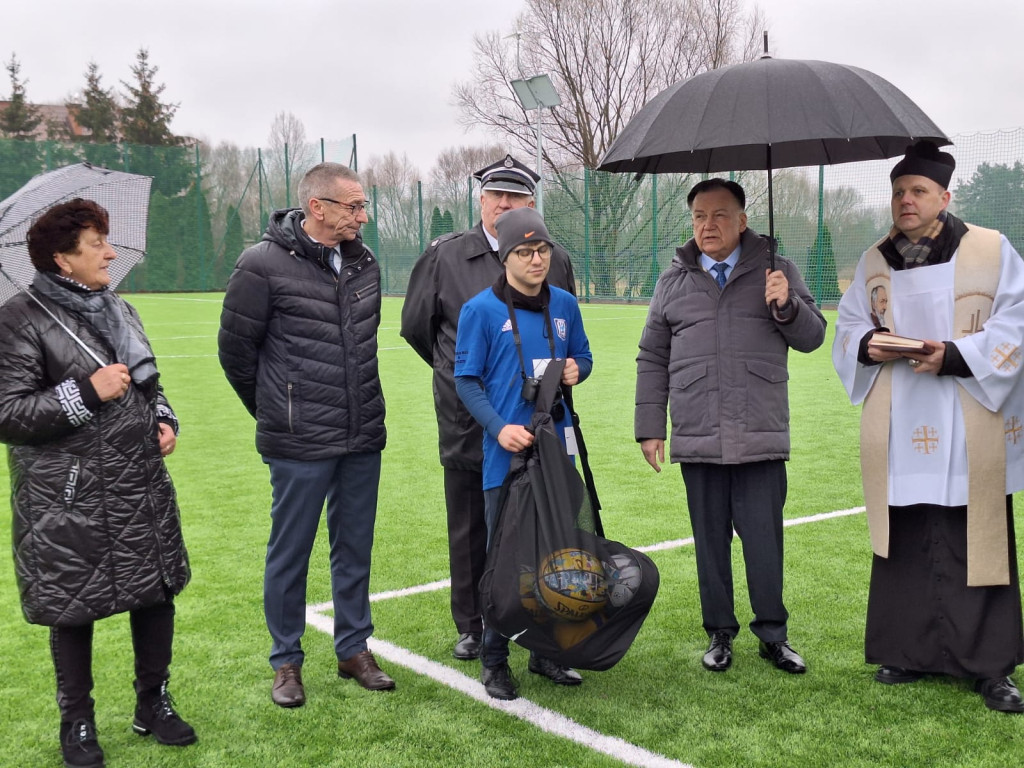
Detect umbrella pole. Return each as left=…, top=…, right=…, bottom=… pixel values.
left=766, top=146, right=776, bottom=273
left=0, top=265, right=107, bottom=368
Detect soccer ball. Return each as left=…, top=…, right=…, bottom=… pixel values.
left=536, top=548, right=608, bottom=622
left=603, top=552, right=642, bottom=608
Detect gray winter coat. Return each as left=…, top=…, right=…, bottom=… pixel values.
left=218, top=209, right=386, bottom=461
left=401, top=222, right=575, bottom=470
left=635, top=228, right=826, bottom=464
left=0, top=290, right=189, bottom=627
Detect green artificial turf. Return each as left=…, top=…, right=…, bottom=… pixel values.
left=0, top=296, right=1020, bottom=768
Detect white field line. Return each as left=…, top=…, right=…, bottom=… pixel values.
left=307, top=505, right=866, bottom=768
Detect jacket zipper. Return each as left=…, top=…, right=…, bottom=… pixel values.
left=287, top=382, right=294, bottom=432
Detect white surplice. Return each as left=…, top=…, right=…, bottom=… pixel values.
left=833, top=235, right=1024, bottom=506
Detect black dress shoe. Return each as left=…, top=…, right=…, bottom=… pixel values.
left=758, top=640, right=807, bottom=674
left=976, top=676, right=1024, bottom=713
left=453, top=632, right=481, bottom=660
left=481, top=663, right=518, bottom=700
left=875, top=665, right=924, bottom=685
left=702, top=631, right=733, bottom=672
left=528, top=655, right=583, bottom=685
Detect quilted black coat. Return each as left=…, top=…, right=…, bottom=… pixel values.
left=218, top=209, right=386, bottom=460
left=0, top=290, right=190, bottom=627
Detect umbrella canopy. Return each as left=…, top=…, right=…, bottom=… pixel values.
left=598, top=55, right=950, bottom=176
left=0, top=163, right=153, bottom=305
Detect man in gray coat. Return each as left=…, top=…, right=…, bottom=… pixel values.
left=401, top=155, right=575, bottom=662
left=635, top=178, right=826, bottom=676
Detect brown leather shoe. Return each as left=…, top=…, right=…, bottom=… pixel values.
left=271, top=663, right=305, bottom=708
left=337, top=650, right=396, bottom=691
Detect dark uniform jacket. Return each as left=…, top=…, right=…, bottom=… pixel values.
left=401, top=221, right=575, bottom=470
left=635, top=228, right=826, bottom=464
left=0, top=291, right=189, bottom=627
left=218, top=208, right=386, bottom=461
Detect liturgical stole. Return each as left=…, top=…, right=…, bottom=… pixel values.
left=860, top=225, right=1009, bottom=586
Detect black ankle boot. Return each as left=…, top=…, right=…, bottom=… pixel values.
left=60, top=718, right=104, bottom=768
left=131, top=681, right=197, bottom=746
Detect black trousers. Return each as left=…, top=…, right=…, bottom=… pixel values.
left=680, top=460, right=789, bottom=642
left=444, top=467, right=488, bottom=635
left=49, top=600, right=175, bottom=722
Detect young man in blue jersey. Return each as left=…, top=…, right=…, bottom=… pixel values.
left=454, top=207, right=593, bottom=700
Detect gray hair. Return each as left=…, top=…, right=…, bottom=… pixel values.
left=297, top=163, right=361, bottom=215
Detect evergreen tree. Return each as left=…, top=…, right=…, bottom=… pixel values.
left=0, top=54, right=42, bottom=139
left=428, top=206, right=444, bottom=240
left=120, top=48, right=179, bottom=146
left=810, top=224, right=840, bottom=304
left=441, top=209, right=455, bottom=235
left=73, top=62, right=119, bottom=143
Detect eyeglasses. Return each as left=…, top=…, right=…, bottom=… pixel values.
left=509, top=244, right=552, bottom=262
left=318, top=198, right=369, bottom=215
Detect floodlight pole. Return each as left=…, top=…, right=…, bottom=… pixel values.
left=535, top=109, right=544, bottom=215
left=510, top=74, right=561, bottom=218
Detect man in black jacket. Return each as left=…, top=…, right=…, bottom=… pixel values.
left=219, top=163, right=393, bottom=708
left=401, top=156, right=576, bottom=663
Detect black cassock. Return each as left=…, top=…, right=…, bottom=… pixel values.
left=866, top=499, right=1024, bottom=679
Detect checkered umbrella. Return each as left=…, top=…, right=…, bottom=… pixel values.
left=0, top=162, right=153, bottom=305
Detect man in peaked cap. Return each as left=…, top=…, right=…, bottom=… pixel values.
left=400, top=156, right=576, bottom=663
left=453, top=206, right=593, bottom=700
left=834, top=140, right=1024, bottom=713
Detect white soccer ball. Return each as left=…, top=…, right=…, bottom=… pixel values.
left=604, top=553, right=641, bottom=608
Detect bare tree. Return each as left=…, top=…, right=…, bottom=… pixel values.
left=266, top=111, right=319, bottom=208
left=454, top=0, right=765, bottom=296
left=455, top=0, right=764, bottom=170
left=428, top=142, right=508, bottom=229
left=362, top=151, right=425, bottom=252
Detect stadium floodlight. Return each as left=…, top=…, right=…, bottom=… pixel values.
left=510, top=74, right=561, bottom=214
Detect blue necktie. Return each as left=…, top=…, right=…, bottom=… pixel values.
left=711, top=262, right=728, bottom=289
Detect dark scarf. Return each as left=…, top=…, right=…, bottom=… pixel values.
left=491, top=273, right=550, bottom=311
left=881, top=210, right=969, bottom=271
left=32, top=272, right=158, bottom=385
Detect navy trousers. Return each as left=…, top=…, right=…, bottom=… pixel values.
left=680, top=460, right=790, bottom=642
left=264, top=452, right=381, bottom=668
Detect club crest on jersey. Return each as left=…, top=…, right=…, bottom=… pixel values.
left=501, top=318, right=513, bottom=332
left=554, top=318, right=567, bottom=340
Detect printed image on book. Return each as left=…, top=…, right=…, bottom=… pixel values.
left=868, top=332, right=935, bottom=354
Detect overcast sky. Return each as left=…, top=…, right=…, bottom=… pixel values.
left=3, top=0, right=1022, bottom=174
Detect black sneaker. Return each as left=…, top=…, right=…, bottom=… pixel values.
left=481, top=663, right=518, bottom=700
left=60, top=719, right=104, bottom=768
left=132, top=682, right=198, bottom=746
left=976, top=676, right=1024, bottom=713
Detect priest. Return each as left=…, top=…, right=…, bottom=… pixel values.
left=833, top=140, right=1024, bottom=713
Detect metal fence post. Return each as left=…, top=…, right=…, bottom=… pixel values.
left=418, top=180, right=424, bottom=254
left=195, top=144, right=206, bottom=290
left=467, top=175, right=473, bottom=230
left=284, top=142, right=291, bottom=209
left=583, top=167, right=591, bottom=302
left=650, top=175, right=660, bottom=295
left=815, top=164, right=825, bottom=300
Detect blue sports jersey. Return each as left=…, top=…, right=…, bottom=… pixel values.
left=455, top=286, right=592, bottom=490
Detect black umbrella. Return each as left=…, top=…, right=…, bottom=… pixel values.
left=598, top=36, right=949, bottom=272
left=0, top=163, right=153, bottom=365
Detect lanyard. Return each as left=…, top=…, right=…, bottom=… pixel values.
left=502, top=284, right=556, bottom=385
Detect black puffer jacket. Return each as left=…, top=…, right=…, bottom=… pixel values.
left=0, top=290, right=190, bottom=627
left=218, top=209, right=386, bottom=460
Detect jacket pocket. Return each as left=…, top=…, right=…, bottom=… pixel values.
left=744, top=359, right=789, bottom=433
left=669, top=361, right=713, bottom=436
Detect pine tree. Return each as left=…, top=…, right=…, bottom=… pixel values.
left=428, top=206, right=444, bottom=240
left=0, top=55, right=42, bottom=139
left=73, top=62, right=119, bottom=143
left=120, top=48, right=179, bottom=146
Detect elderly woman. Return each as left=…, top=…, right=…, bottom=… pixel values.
left=0, top=199, right=194, bottom=768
